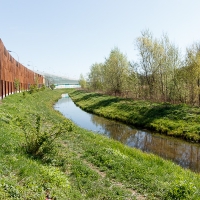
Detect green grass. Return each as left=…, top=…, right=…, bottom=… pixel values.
left=62, top=125, right=200, bottom=199
left=0, top=89, right=72, bottom=199
left=68, top=90, right=200, bottom=142
left=0, top=88, right=200, bottom=199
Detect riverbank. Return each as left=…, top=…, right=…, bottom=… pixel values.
left=68, top=89, right=200, bottom=143
left=0, top=89, right=200, bottom=199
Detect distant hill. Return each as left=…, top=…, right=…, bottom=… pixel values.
left=38, top=72, right=79, bottom=85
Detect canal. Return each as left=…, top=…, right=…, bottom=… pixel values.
left=54, top=94, right=200, bottom=173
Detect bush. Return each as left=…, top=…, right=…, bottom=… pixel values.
left=40, top=84, right=46, bottom=91
left=22, top=91, right=26, bottom=98
left=16, top=114, right=74, bottom=158
left=50, top=84, right=55, bottom=90
left=29, top=84, right=38, bottom=94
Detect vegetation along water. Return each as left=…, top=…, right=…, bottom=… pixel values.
left=68, top=90, right=200, bottom=143
left=54, top=96, right=200, bottom=173
left=0, top=88, right=200, bottom=199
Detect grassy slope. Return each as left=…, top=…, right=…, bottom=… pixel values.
left=0, top=89, right=200, bottom=199
left=0, top=89, right=72, bottom=199
left=68, top=90, right=200, bottom=142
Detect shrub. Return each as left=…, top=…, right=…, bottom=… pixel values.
left=14, top=79, right=20, bottom=91
left=50, top=84, right=55, bottom=90
left=16, top=114, right=73, bottom=158
left=22, top=91, right=26, bottom=98
left=40, top=84, right=46, bottom=91
left=29, top=84, right=38, bottom=94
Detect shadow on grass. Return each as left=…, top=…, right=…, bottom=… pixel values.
left=70, top=90, right=120, bottom=110
left=70, top=90, right=102, bottom=102
left=70, top=90, right=194, bottom=126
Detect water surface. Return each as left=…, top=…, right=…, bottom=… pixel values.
left=54, top=96, right=200, bottom=173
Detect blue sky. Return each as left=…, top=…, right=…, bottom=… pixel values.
left=1, top=0, right=200, bottom=80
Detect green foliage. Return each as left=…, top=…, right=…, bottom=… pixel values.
left=85, top=30, right=200, bottom=106
left=135, top=30, right=182, bottom=101
left=50, top=84, right=55, bottom=90
left=68, top=90, right=200, bottom=142
left=106, top=47, right=130, bottom=94
left=79, top=73, right=87, bottom=89
left=0, top=156, right=71, bottom=199
left=29, top=84, right=46, bottom=94
left=3, top=183, right=21, bottom=199
left=16, top=113, right=73, bottom=158
left=87, top=47, right=130, bottom=95
left=0, top=89, right=75, bottom=199
left=22, top=91, right=26, bottom=98
left=88, top=63, right=104, bottom=91
left=40, top=84, right=46, bottom=91
left=62, top=114, right=200, bottom=199
left=1, top=88, right=200, bottom=199
left=14, top=79, right=20, bottom=91
left=29, top=83, right=38, bottom=94
left=165, top=180, right=197, bottom=199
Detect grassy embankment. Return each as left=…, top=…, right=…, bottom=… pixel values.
left=68, top=90, right=200, bottom=143
left=0, top=88, right=200, bottom=199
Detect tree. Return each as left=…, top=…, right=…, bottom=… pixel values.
left=79, top=74, right=87, bottom=89
left=14, top=79, right=20, bottom=92
left=158, top=34, right=182, bottom=103
left=126, top=61, right=140, bottom=99
left=184, top=43, right=200, bottom=106
left=50, top=84, right=55, bottom=90
left=103, top=47, right=130, bottom=96
left=88, top=63, right=104, bottom=91
left=135, top=30, right=182, bottom=102
left=135, top=30, right=159, bottom=99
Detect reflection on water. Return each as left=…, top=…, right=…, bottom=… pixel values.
left=54, top=96, right=200, bottom=173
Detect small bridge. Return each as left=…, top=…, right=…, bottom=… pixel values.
left=54, top=83, right=80, bottom=89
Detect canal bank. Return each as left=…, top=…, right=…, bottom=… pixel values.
left=54, top=96, right=200, bottom=173
left=68, top=90, right=200, bottom=143
left=0, top=88, right=200, bottom=199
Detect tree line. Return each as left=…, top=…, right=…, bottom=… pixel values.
left=79, top=30, right=200, bottom=106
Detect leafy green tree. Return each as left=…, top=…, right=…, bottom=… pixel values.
left=50, top=84, right=55, bottom=90
left=79, top=74, right=87, bottom=89
left=88, top=63, right=104, bottom=91
left=103, top=47, right=130, bottom=96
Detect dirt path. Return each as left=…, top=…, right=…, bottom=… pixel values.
left=81, top=158, right=147, bottom=200
left=73, top=150, right=147, bottom=200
